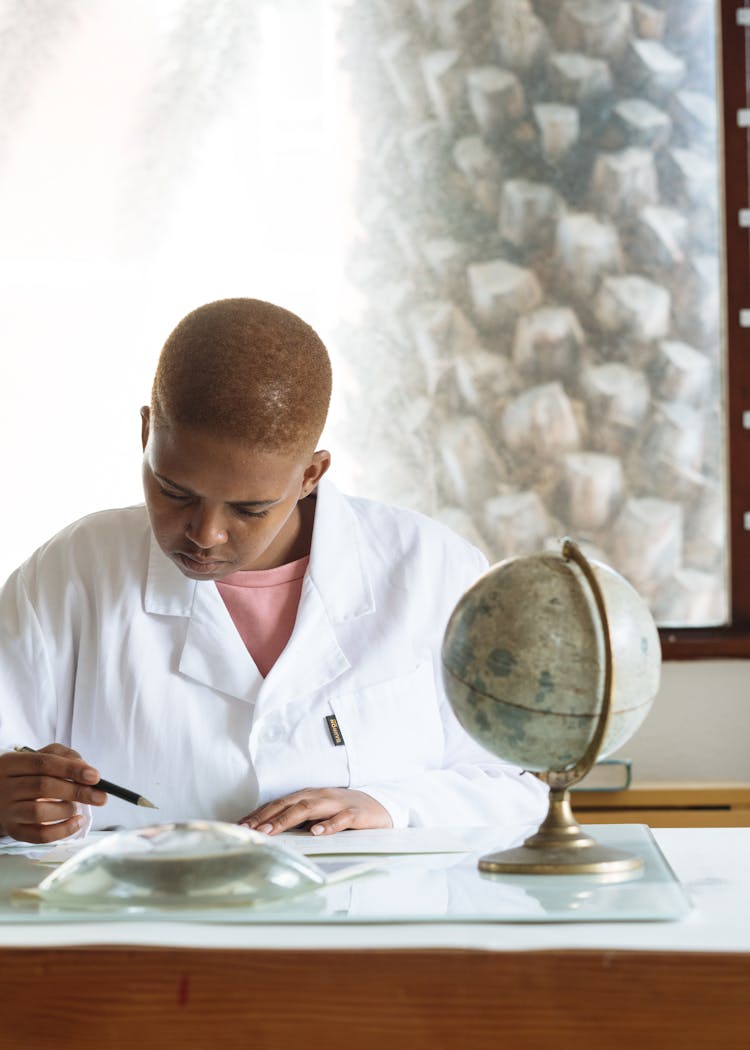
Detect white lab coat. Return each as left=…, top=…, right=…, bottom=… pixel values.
left=0, top=478, right=547, bottom=833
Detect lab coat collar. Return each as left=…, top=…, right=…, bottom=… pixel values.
left=144, top=533, right=261, bottom=702
left=253, top=478, right=376, bottom=704
left=144, top=533, right=196, bottom=617
left=305, top=476, right=375, bottom=623
left=142, top=477, right=375, bottom=703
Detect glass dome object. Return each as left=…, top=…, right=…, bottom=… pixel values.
left=32, top=820, right=327, bottom=911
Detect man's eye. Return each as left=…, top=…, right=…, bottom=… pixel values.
left=159, top=487, right=191, bottom=502
left=235, top=507, right=270, bottom=519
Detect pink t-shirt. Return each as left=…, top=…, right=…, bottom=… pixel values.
left=215, top=556, right=309, bottom=677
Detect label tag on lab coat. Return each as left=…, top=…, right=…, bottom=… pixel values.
left=325, top=715, right=345, bottom=746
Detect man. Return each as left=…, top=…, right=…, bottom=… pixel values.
left=0, top=298, right=547, bottom=843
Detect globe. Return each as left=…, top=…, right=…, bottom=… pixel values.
left=442, top=543, right=661, bottom=773
left=441, top=540, right=662, bottom=874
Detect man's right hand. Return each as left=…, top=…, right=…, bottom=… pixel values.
left=0, top=743, right=107, bottom=843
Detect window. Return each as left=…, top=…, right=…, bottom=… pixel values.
left=1, top=0, right=745, bottom=659
left=335, top=0, right=738, bottom=658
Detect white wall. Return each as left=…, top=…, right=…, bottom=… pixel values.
left=612, top=661, right=750, bottom=783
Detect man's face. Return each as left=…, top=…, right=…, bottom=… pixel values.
left=141, top=408, right=328, bottom=578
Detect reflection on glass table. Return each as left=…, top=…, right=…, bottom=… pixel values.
left=0, top=823, right=690, bottom=925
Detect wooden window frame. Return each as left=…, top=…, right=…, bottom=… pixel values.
left=661, top=0, right=750, bottom=659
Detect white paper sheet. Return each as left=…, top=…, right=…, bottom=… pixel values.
left=281, top=825, right=533, bottom=855
left=0, top=832, right=110, bottom=864
left=0, top=826, right=533, bottom=863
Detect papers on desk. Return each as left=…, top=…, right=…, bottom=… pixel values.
left=0, top=827, right=510, bottom=861
left=281, top=826, right=528, bottom=855
left=0, top=826, right=530, bottom=864
left=0, top=833, right=109, bottom=865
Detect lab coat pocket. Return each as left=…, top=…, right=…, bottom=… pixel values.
left=331, top=661, right=444, bottom=786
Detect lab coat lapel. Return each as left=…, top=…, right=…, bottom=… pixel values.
left=142, top=479, right=375, bottom=706
left=144, top=534, right=262, bottom=704
left=260, top=575, right=351, bottom=702
left=180, top=583, right=263, bottom=702
left=257, top=478, right=375, bottom=703
left=306, top=477, right=375, bottom=622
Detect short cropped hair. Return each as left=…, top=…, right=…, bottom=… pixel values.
left=151, top=298, right=332, bottom=454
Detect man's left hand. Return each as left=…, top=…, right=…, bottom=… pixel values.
left=238, top=787, right=392, bottom=836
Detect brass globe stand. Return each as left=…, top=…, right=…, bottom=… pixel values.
left=478, top=540, right=644, bottom=876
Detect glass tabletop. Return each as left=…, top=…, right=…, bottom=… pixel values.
left=0, top=824, right=690, bottom=925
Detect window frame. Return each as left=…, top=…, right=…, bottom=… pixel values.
left=660, top=0, right=750, bottom=659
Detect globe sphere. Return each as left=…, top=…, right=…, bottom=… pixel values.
left=441, top=548, right=661, bottom=773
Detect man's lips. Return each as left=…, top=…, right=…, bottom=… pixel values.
left=175, top=552, right=229, bottom=574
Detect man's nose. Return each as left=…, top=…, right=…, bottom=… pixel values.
left=185, top=506, right=229, bottom=548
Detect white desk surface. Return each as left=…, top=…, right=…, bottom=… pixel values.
left=1, top=826, right=747, bottom=953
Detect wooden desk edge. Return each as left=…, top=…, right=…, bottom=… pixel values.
left=1, top=945, right=748, bottom=1050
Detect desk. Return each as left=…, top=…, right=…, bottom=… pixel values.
left=1, top=828, right=749, bottom=1050
left=572, top=781, right=750, bottom=827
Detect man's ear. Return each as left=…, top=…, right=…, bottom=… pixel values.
left=302, top=450, right=332, bottom=495
left=140, top=406, right=151, bottom=452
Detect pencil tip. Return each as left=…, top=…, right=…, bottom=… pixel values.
left=139, top=798, right=158, bottom=809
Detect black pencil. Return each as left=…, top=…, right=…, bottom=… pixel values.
left=15, top=746, right=158, bottom=809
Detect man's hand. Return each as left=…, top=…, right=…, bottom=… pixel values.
left=239, top=787, right=393, bottom=837
left=0, top=743, right=107, bottom=844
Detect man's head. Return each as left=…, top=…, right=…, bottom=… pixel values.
left=141, top=298, right=333, bottom=577
left=150, top=297, right=332, bottom=455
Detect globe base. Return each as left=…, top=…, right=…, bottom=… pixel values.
left=478, top=842, right=643, bottom=876
left=478, top=788, right=645, bottom=876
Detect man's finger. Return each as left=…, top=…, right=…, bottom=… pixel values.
left=9, top=776, right=107, bottom=806
left=254, top=803, right=316, bottom=835
left=8, top=750, right=100, bottom=786
left=309, top=808, right=360, bottom=835
left=240, top=792, right=314, bottom=828
left=244, top=797, right=329, bottom=835
left=14, top=799, right=81, bottom=824
left=38, top=743, right=82, bottom=759
left=8, top=814, right=85, bottom=845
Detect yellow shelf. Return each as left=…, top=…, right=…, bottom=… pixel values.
left=571, top=782, right=750, bottom=828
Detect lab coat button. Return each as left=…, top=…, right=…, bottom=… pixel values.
left=262, top=723, right=283, bottom=744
